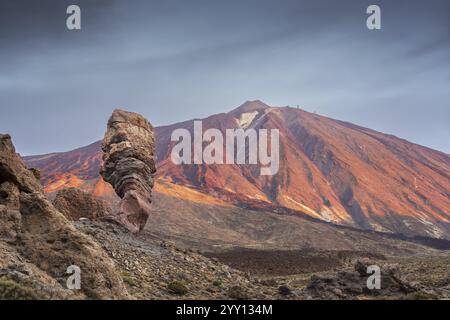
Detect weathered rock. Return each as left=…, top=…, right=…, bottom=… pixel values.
left=100, top=109, right=156, bottom=233
left=0, top=134, right=42, bottom=194
left=53, top=187, right=112, bottom=221
left=29, top=168, right=41, bottom=181
left=0, top=133, right=128, bottom=299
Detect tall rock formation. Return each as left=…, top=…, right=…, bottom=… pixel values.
left=0, top=134, right=128, bottom=299
left=100, top=109, right=156, bottom=233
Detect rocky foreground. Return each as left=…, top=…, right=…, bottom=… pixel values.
left=0, top=134, right=128, bottom=299
left=77, top=220, right=450, bottom=300
left=1, top=128, right=449, bottom=300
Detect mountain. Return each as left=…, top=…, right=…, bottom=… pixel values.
left=24, top=100, right=450, bottom=239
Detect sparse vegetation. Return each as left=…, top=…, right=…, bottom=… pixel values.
left=337, top=251, right=351, bottom=263
left=121, top=272, right=136, bottom=287
left=227, top=285, right=249, bottom=300
left=405, top=291, right=438, bottom=300
left=167, top=281, right=188, bottom=295
left=0, top=277, right=42, bottom=300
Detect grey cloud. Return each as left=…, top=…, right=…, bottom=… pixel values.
left=0, top=0, right=449, bottom=155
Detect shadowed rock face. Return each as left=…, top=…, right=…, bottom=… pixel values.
left=100, top=109, right=156, bottom=233
left=0, top=134, right=128, bottom=299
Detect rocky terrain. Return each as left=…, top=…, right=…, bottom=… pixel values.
left=0, top=134, right=128, bottom=299
left=76, top=219, right=450, bottom=300
left=0, top=131, right=448, bottom=299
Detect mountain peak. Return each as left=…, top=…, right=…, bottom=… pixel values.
left=231, top=100, right=270, bottom=114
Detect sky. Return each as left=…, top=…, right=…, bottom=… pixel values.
left=0, top=0, right=449, bottom=155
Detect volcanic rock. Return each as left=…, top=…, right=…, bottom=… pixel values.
left=53, top=187, right=112, bottom=221
left=0, top=133, right=128, bottom=299
left=100, top=109, right=156, bottom=233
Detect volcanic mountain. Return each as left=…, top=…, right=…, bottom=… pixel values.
left=24, top=100, right=450, bottom=239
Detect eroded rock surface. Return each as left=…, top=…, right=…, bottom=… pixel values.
left=53, top=187, right=112, bottom=221
left=0, top=134, right=128, bottom=299
left=100, top=109, right=156, bottom=233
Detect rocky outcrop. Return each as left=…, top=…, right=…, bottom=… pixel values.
left=53, top=187, right=112, bottom=221
left=100, top=109, right=156, bottom=233
left=305, top=260, right=416, bottom=299
left=0, top=134, right=128, bottom=299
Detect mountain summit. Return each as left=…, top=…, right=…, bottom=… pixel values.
left=230, top=100, right=270, bottom=114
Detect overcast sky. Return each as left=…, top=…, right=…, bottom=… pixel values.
left=0, top=0, right=449, bottom=155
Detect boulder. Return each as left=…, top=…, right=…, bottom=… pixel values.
left=53, top=187, right=112, bottom=221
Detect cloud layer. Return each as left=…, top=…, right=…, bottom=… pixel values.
left=0, top=0, right=449, bottom=154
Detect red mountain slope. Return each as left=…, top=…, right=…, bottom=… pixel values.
left=24, top=101, right=450, bottom=238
